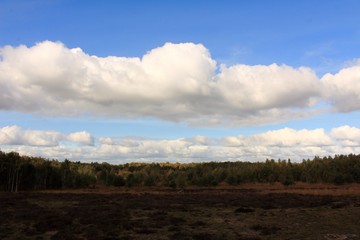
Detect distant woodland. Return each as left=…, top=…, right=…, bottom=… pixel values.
left=1, top=150, right=360, bottom=192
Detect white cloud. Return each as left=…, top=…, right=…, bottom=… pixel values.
left=2, top=125, right=360, bottom=163
left=0, top=125, right=94, bottom=147
left=321, top=60, right=360, bottom=112
left=330, top=125, right=360, bottom=146
left=0, top=125, right=62, bottom=146
left=0, top=41, right=217, bottom=119
left=331, top=125, right=360, bottom=140
left=192, top=135, right=210, bottom=145
left=2, top=41, right=360, bottom=127
left=0, top=41, right=327, bottom=126
left=223, top=128, right=333, bottom=147
left=216, top=63, right=319, bottom=111
left=67, top=131, right=94, bottom=146
left=98, top=137, right=113, bottom=145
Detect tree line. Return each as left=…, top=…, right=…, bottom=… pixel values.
left=1, top=150, right=360, bottom=192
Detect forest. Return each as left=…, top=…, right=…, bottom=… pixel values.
left=1, top=150, right=360, bottom=192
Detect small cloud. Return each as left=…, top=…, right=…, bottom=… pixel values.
left=0, top=125, right=62, bottom=146
left=67, top=131, right=94, bottom=146
left=2, top=126, right=360, bottom=163
left=330, top=125, right=360, bottom=146
left=98, top=137, right=113, bottom=145
left=0, top=125, right=95, bottom=147
left=321, top=61, right=360, bottom=112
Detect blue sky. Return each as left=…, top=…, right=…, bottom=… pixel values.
left=1, top=0, right=360, bottom=163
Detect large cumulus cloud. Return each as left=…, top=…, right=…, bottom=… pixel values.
left=1, top=41, right=359, bottom=126
left=1, top=41, right=338, bottom=126
left=0, top=41, right=217, bottom=119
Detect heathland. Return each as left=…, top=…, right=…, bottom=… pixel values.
left=1, top=152, right=360, bottom=239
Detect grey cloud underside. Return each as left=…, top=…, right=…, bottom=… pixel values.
left=0, top=41, right=359, bottom=126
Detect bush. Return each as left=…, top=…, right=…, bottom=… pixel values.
left=113, top=175, right=126, bottom=187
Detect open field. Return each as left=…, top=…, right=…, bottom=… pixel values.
left=1, top=183, right=360, bottom=240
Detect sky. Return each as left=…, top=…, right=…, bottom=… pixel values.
left=1, top=0, right=360, bottom=163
